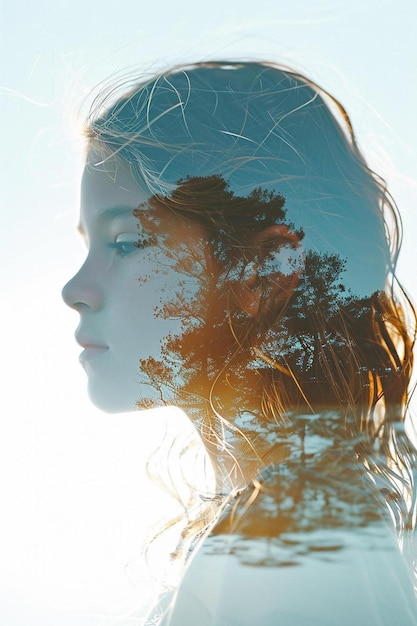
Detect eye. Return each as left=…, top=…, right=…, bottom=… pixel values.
left=108, top=232, right=156, bottom=257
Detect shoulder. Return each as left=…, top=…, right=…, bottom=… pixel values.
left=165, top=472, right=417, bottom=625
left=166, top=527, right=417, bottom=626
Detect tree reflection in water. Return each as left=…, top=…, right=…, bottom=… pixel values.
left=131, top=174, right=412, bottom=569
left=208, top=412, right=389, bottom=567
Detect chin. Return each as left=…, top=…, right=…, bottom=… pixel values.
left=86, top=381, right=169, bottom=414
left=86, top=383, right=138, bottom=414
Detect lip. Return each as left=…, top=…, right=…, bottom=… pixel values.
left=75, top=334, right=109, bottom=363
left=79, top=345, right=109, bottom=364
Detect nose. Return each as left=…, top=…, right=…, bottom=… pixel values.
left=62, top=259, right=103, bottom=312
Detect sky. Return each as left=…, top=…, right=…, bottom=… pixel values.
left=1, top=0, right=416, bottom=623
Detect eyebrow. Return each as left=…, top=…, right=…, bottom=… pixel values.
left=100, top=206, right=140, bottom=220
left=77, top=205, right=145, bottom=236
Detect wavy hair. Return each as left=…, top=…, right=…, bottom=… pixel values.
left=84, top=61, right=417, bottom=584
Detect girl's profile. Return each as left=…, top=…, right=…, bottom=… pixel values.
left=62, top=62, right=417, bottom=624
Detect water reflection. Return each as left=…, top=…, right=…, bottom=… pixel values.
left=209, top=414, right=388, bottom=567
left=130, top=175, right=412, bottom=571
left=134, top=174, right=406, bottom=425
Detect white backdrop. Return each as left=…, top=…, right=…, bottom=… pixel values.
left=1, top=0, right=416, bottom=623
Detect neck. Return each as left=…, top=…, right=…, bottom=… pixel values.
left=203, top=428, right=291, bottom=494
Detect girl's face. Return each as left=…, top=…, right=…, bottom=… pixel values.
left=62, top=153, right=209, bottom=412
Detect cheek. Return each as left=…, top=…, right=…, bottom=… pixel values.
left=108, top=266, right=189, bottom=351
left=106, top=241, right=212, bottom=351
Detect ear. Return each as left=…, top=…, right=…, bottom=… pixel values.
left=234, top=225, right=303, bottom=317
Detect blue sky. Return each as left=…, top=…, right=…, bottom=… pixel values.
left=1, top=0, right=416, bottom=622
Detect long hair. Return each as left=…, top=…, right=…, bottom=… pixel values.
left=84, top=61, right=417, bottom=581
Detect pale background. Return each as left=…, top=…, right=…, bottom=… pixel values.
left=1, top=0, right=416, bottom=624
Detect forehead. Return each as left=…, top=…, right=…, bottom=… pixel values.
left=79, top=153, right=151, bottom=225
left=78, top=151, right=208, bottom=248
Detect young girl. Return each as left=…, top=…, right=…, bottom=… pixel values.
left=62, top=62, right=417, bottom=624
